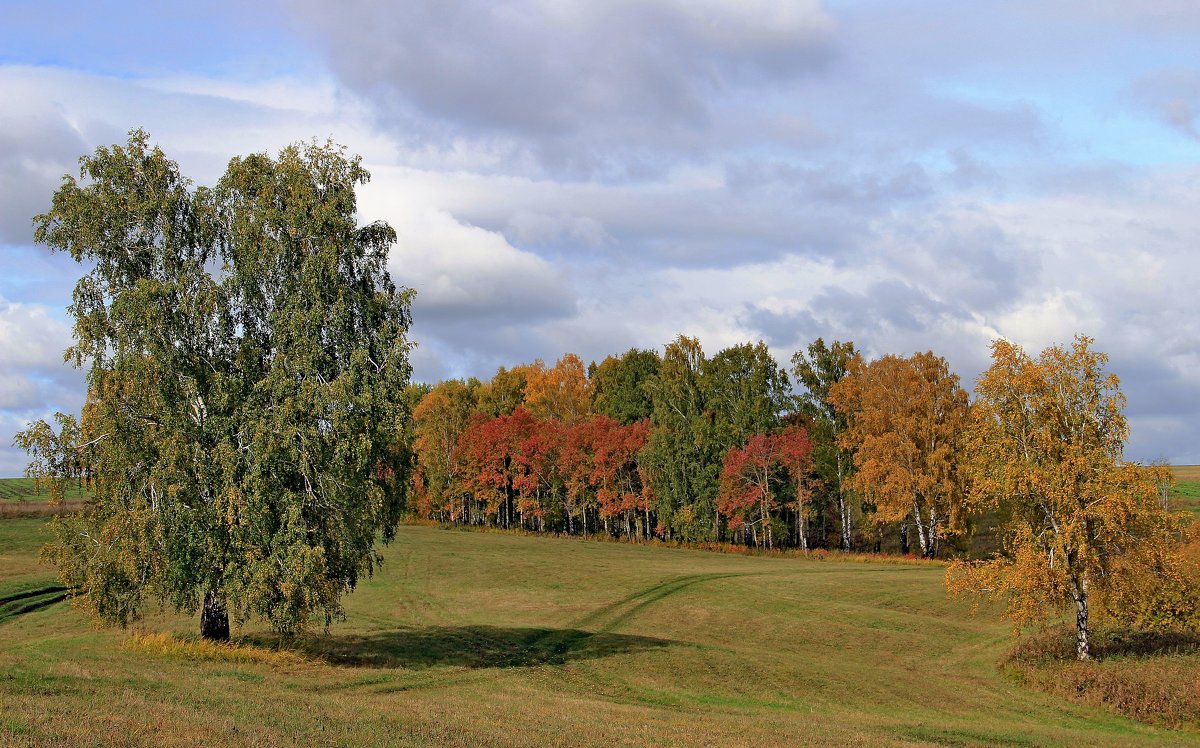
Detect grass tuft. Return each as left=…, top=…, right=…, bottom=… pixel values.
left=123, top=632, right=308, bottom=668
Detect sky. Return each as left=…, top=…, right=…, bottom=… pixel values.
left=1, top=0, right=1199, bottom=475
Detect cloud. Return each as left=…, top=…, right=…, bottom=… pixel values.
left=1127, top=70, right=1200, bottom=141
left=0, top=297, right=86, bottom=477
left=0, top=108, right=90, bottom=244
left=5, top=1, right=1200, bottom=470
left=382, top=204, right=576, bottom=326
left=286, top=0, right=837, bottom=177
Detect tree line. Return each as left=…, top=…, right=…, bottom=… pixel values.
left=407, top=337, right=970, bottom=556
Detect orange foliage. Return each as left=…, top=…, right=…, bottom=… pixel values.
left=946, top=336, right=1188, bottom=660
left=523, top=353, right=594, bottom=423
left=829, top=351, right=969, bottom=558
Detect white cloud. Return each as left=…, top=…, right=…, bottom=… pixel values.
left=380, top=202, right=575, bottom=325
left=0, top=298, right=71, bottom=369
left=5, top=0, right=1200, bottom=468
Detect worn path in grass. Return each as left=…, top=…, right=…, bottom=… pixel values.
left=1, top=520, right=1197, bottom=747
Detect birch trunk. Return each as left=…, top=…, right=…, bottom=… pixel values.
left=200, top=589, right=230, bottom=641
left=911, top=499, right=930, bottom=557
left=837, top=454, right=852, bottom=551
left=1071, top=574, right=1091, bottom=660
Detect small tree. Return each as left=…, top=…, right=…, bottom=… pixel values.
left=31, top=131, right=414, bottom=640
left=12, top=412, right=87, bottom=502
left=947, top=336, right=1184, bottom=660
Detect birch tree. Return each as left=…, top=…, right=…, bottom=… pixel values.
left=412, top=380, right=478, bottom=520
left=947, top=336, right=1183, bottom=660
left=792, top=338, right=857, bottom=551
left=829, top=351, right=969, bottom=558
left=31, top=130, right=414, bottom=640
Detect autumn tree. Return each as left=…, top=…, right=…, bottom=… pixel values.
left=718, top=433, right=782, bottom=548
left=590, top=348, right=660, bottom=424
left=947, top=337, right=1186, bottom=660
left=412, top=380, right=478, bottom=520
left=776, top=426, right=816, bottom=551
left=716, top=427, right=813, bottom=550
left=458, top=407, right=538, bottom=528
left=585, top=417, right=653, bottom=539
left=830, top=351, right=969, bottom=558
left=513, top=416, right=565, bottom=531
left=792, top=338, right=858, bottom=550
left=32, top=131, right=413, bottom=640
left=524, top=353, right=594, bottom=423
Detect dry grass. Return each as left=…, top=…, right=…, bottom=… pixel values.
left=1005, top=626, right=1200, bottom=729
left=1172, top=466, right=1200, bottom=482
left=122, top=632, right=309, bottom=668
left=0, top=501, right=87, bottom=519
left=1171, top=466, right=1200, bottom=518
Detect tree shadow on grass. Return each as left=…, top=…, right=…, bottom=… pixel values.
left=247, top=625, right=678, bottom=669
left=1009, top=624, right=1200, bottom=663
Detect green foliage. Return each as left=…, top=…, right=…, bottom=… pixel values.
left=702, top=340, right=792, bottom=446
left=476, top=365, right=528, bottom=417
left=791, top=338, right=858, bottom=549
left=641, top=336, right=722, bottom=541
left=640, top=338, right=791, bottom=542
left=31, top=130, right=414, bottom=637
left=589, top=347, right=661, bottom=424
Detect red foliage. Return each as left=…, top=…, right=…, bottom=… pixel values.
left=717, top=426, right=813, bottom=548
left=457, top=407, right=538, bottom=522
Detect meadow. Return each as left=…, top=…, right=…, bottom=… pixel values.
left=1, top=517, right=1197, bottom=747
left=1172, top=465, right=1200, bottom=518
left=0, top=478, right=90, bottom=504
left=0, top=478, right=90, bottom=519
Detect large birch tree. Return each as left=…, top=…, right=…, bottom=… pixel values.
left=30, top=130, right=414, bottom=640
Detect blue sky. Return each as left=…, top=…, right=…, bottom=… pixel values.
left=2, top=0, right=1199, bottom=474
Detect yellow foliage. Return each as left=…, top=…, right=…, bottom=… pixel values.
left=830, top=351, right=969, bottom=557
left=523, top=353, right=594, bottom=423
left=948, top=336, right=1192, bottom=659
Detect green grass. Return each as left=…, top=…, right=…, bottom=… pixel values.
left=0, top=477, right=90, bottom=503
left=1170, top=466, right=1200, bottom=519
left=0, top=520, right=1196, bottom=746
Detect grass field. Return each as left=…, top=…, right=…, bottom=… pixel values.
left=1172, top=466, right=1200, bottom=519
left=1, top=519, right=1196, bottom=747
left=0, top=477, right=90, bottom=503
